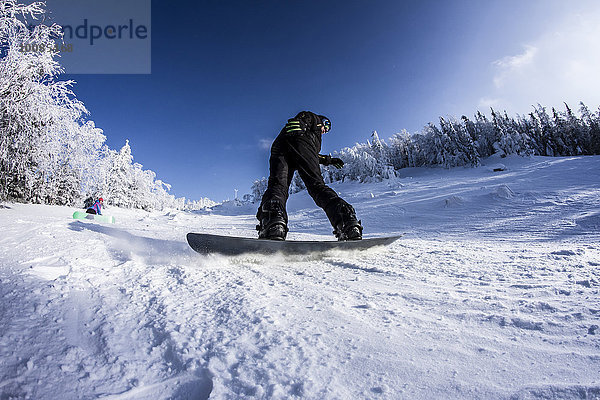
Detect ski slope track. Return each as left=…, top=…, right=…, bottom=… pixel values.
left=1, top=155, right=599, bottom=399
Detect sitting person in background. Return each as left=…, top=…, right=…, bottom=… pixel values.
left=86, top=198, right=103, bottom=215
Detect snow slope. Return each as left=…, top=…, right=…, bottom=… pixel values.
left=1, top=155, right=599, bottom=399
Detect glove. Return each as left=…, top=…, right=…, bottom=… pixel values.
left=318, top=154, right=331, bottom=165
left=284, top=119, right=305, bottom=134
left=318, top=155, right=344, bottom=169
left=331, top=157, right=344, bottom=169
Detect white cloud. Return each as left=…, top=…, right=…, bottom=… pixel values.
left=480, top=8, right=600, bottom=114
left=492, top=45, right=538, bottom=88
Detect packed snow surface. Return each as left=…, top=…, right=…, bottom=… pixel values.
left=1, top=155, right=599, bottom=399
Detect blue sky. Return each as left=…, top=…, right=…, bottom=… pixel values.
left=63, top=0, right=600, bottom=201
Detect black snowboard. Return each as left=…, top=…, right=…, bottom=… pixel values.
left=186, top=232, right=402, bottom=256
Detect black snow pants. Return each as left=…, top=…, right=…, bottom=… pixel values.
left=257, top=132, right=351, bottom=229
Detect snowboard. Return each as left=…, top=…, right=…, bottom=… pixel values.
left=73, top=210, right=115, bottom=224
left=186, top=232, right=402, bottom=256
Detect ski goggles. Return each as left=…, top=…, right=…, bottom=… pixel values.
left=322, top=118, right=331, bottom=133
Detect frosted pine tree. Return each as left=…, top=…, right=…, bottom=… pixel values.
left=105, top=141, right=135, bottom=207
left=128, top=165, right=178, bottom=210
left=491, top=110, right=532, bottom=157
left=421, top=122, right=451, bottom=167
left=77, top=122, right=107, bottom=199
left=550, top=107, right=571, bottom=155
left=53, top=162, right=80, bottom=205
left=339, top=144, right=380, bottom=182
left=388, top=130, right=414, bottom=169
left=2, top=1, right=66, bottom=200
left=464, top=113, right=496, bottom=159
left=0, top=0, right=104, bottom=204
left=531, top=105, right=554, bottom=156
left=250, top=177, right=268, bottom=203
left=289, top=171, right=305, bottom=194
left=184, top=198, right=218, bottom=210
left=579, top=102, right=600, bottom=154
left=407, top=132, right=428, bottom=167
left=150, top=178, right=180, bottom=210
left=369, top=131, right=396, bottom=179
left=439, top=117, right=480, bottom=167
left=370, top=131, right=385, bottom=162
left=130, top=163, right=153, bottom=210
left=560, top=103, right=585, bottom=155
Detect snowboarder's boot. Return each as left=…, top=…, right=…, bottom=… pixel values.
left=336, top=220, right=363, bottom=241
left=326, top=200, right=363, bottom=241
left=256, top=200, right=289, bottom=240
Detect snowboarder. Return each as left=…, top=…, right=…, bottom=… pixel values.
left=86, top=198, right=103, bottom=215
left=257, top=111, right=363, bottom=241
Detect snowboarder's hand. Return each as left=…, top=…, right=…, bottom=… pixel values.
left=318, top=154, right=332, bottom=166
left=331, top=157, right=344, bottom=169
left=284, top=119, right=306, bottom=134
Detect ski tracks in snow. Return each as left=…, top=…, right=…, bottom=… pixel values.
left=185, top=237, right=600, bottom=399
left=1, top=209, right=600, bottom=399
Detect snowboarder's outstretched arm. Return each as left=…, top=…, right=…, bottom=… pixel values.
left=318, top=154, right=344, bottom=169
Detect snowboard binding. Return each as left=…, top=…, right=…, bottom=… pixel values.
left=328, top=200, right=363, bottom=241
left=256, top=200, right=289, bottom=241
left=334, top=219, right=363, bottom=241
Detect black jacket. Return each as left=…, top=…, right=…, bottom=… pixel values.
left=276, top=111, right=333, bottom=165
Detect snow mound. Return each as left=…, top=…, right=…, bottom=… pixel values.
left=491, top=184, right=515, bottom=200
left=444, top=195, right=464, bottom=208
left=486, top=163, right=507, bottom=172
left=575, top=212, right=600, bottom=231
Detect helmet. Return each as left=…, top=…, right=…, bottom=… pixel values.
left=99, top=198, right=104, bottom=202
left=319, top=115, right=331, bottom=133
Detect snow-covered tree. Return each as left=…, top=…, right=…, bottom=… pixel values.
left=531, top=105, right=555, bottom=156
left=184, top=197, right=217, bottom=210
left=94, top=140, right=185, bottom=210
left=250, top=177, right=268, bottom=203
left=472, top=112, right=497, bottom=158
left=579, top=102, right=600, bottom=155
left=388, top=130, right=414, bottom=169
left=0, top=0, right=85, bottom=202
left=439, top=117, right=480, bottom=166
left=491, top=110, right=532, bottom=157
left=322, top=132, right=395, bottom=184
left=103, top=141, right=134, bottom=207
left=289, top=171, right=305, bottom=194
left=421, top=122, right=450, bottom=166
